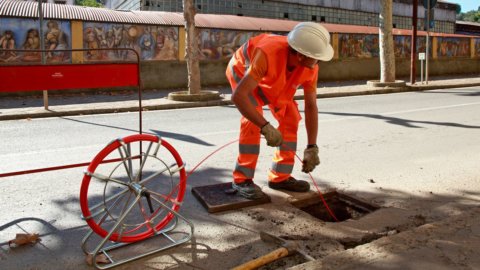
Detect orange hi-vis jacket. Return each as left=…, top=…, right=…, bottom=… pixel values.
left=226, top=34, right=319, bottom=183
left=226, top=33, right=318, bottom=117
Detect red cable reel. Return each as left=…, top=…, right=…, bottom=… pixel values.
left=80, top=134, right=187, bottom=243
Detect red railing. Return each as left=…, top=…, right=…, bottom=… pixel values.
left=0, top=48, right=144, bottom=178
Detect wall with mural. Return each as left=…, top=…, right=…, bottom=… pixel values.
left=1, top=16, right=479, bottom=65
left=83, top=22, right=179, bottom=61
left=436, top=37, right=470, bottom=57
left=475, top=38, right=480, bottom=57
left=0, top=18, right=71, bottom=63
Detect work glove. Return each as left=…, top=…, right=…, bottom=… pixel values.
left=302, top=145, right=320, bottom=173
left=260, top=123, right=283, bottom=147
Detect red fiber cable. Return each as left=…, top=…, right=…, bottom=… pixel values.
left=186, top=137, right=339, bottom=222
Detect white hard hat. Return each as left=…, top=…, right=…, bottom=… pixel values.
left=287, top=22, right=334, bottom=61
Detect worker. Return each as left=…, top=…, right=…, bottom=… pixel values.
left=225, top=22, right=334, bottom=199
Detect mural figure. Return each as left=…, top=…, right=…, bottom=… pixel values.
left=45, top=20, right=69, bottom=62
left=417, top=36, right=427, bottom=54
left=138, top=26, right=155, bottom=60
left=198, top=29, right=218, bottom=59
left=94, top=26, right=108, bottom=48
left=0, top=30, right=18, bottom=61
left=214, top=30, right=234, bottom=58
left=112, top=25, right=124, bottom=59
left=154, top=26, right=178, bottom=60
left=94, top=26, right=109, bottom=59
left=122, top=25, right=140, bottom=60
left=475, top=39, right=480, bottom=57
left=394, top=36, right=411, bottom=58
left=82, top=23, right=178, bottom=61
left=197, top=29, right=257, bottom=60
left=339, top=34, right=378, bottom=58
left=22, top=28, right=41, bottom=62
left=437, top=37, right=469, bottom=57
left=84, top=27, right=100, bottom=60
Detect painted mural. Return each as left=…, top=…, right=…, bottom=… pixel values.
left=1, top=15, right=478, bottom=64
left=417, top=36, right=428, bottom=56
left=339, top=34, right=379, bottom=58
left=476, top=39, right=480, bottom=57
left=83, top=23, right=179, bottom=61
left=437, top=37, right=470, bottom=57
left=197, top=29, right=259, bottom=60
left=397, top=36, right=431, bottom=57
left=339, top=34, right=433, bottom=59
left=0, top=18, right=71, bottom=63
left=394, top=36, right=411, bottom=58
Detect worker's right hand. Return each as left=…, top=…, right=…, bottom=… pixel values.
left=260, top=123, right=283, bottom=147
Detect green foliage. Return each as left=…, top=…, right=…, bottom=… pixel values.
left=75, top=0, right=103, bottom=8
left=456, top=10, right=480, bottom=22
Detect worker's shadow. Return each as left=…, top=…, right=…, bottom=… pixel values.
left=137, top=235, right=308, bottom=269
left=150, top=129, right=214, bottom=146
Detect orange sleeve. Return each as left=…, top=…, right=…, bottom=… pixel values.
left=302, top=66, right=319, bottom=93
left=246, top=49, right=267, bottom=82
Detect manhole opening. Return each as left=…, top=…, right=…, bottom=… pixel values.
left=291, top=191, right=380, bottom=222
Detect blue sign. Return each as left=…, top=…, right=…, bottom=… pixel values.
left=424, top=9, right=435, bottom=30
left=422, top=0, right=437, bottom=9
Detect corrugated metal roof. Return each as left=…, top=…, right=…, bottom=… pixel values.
left=0, top=0, right=476, bottom=38
left=0, top=0, right=182, bottom=25
left=195, top=13, right=299, bottom=32
left=456, top=20, right=480, bottom=27
left=0, top=0, right=37, bottom=17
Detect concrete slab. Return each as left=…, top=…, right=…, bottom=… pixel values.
left=289, top=207, right=480, bottom=270
left=191, top=182, right=271, bottom=213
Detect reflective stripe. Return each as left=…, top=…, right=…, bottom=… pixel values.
left=239, top=144, right=260, bottom=154
left=234, top=163, right=255, bottom=178
left=229, top=60, right=241, bottom=84
left=256, top=87, right=270, bottom=105
left=279, top=141, right=297, bottom=152
left=271, top=163, right=294, bottom=174
left=232, top=41, right=259, bottom=107
left=243, top=41, right=250, bottom=68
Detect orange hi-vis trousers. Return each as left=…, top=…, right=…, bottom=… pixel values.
left=233, top=100, right=301, bottom=184
left=227, top=58, right=301, bottom=183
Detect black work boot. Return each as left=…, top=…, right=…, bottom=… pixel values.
left=268, top=177, right=310, bottom=192
left=232, top=179, right=264, bottom=199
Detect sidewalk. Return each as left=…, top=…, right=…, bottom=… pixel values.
left=1, top=75, right=480, bottom=121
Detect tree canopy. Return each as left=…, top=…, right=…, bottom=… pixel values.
left=75, top=0, right=103, bottom=8
left=456, top=10, right=480, bottom=22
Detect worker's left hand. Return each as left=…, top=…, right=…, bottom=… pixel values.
left=302, top=146, right=320, bottom=173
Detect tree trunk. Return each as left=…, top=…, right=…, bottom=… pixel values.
left=183, top=0, right=201, bottom=95
left=379, top=0, right=396, bottom=83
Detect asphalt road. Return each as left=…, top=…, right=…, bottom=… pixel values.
left=0, top=86, right=479, bottom=269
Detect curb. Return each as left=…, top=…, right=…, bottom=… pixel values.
left=1, top=82, right=479, bottom=121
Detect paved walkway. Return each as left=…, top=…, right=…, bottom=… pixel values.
left=1, top=75, right=480, bottom=121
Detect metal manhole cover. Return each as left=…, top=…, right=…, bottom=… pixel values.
left=192, top=182, right=270, bottom=213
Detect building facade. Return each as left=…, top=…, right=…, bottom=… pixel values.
left=25, top=0, right=74, bottom=4
left=111, top=0, right=459, bottom=34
